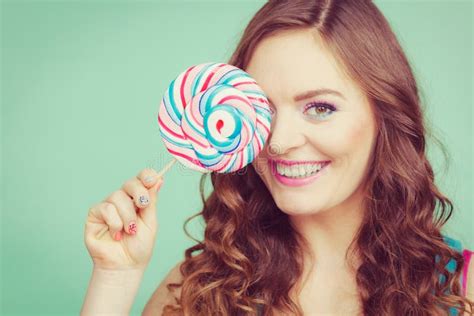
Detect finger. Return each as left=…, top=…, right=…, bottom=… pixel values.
left=137, top=168, right=161, bottom=189
left=138, top=178, right=164, bottom=229
left=122, top=177, right=151, bottom=210
left=106, top=190, right=138, bottom=235
left=86, top=202, right=124, bottom=241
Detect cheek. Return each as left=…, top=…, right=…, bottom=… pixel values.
left=334, top=121, right=376, bottom=182
left=311, top=118, right=376, bottom=180
left=344, top=121, right=370, bottom=148
left=316, top=120, right=371, bottom=156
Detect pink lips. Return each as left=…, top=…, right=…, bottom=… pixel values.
left=269, top=159, right=331, bottom=187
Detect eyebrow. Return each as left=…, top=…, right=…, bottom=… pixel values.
left=267, top=88, right=346, bottom=104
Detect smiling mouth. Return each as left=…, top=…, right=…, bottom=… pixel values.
left=267, top=159, right=331, bottom=187
left=270, top=160, right=331, bottom=179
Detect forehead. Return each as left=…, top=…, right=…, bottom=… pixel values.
left=245, top=28, right=354, bottom=103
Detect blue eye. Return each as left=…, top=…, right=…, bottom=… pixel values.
left=303, top=102, right=336, bottom=120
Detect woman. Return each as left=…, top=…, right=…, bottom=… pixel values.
left=81, top=1, right=474, bottom=315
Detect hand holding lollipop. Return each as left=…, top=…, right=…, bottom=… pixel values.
left=84, top=62, right=272, bottom=271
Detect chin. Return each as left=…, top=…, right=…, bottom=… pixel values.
left=274, top=197, right=325, bottom=216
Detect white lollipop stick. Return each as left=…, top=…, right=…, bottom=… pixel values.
left=156, top=158, right=177, bottom=178
left=95, top=158, right=177, bottom=240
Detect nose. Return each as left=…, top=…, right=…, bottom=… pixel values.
left=266, top=111, right=306, bottom=157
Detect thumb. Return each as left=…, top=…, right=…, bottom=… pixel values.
left=139, top=177, right=164, bottom=230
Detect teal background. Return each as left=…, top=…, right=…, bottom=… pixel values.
left=1, top=1, right=472, bottom=315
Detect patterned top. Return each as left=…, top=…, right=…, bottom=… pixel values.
left=442, top=234, right=472, bottom=315
left=255, top=234, right=473, bottom=316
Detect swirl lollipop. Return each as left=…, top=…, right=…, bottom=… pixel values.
left=157, top=62, right=272, bottom=173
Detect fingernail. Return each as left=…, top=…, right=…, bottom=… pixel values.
left=128, top=221, right=137, bottom=234
left=144, top=175, right=155, bottom=184
left=114, top=231, right=122, bottom=241
left=139, top=195, right=149, bottom=206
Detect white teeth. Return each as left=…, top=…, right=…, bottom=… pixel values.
left=298, top=165, right=305, bottom=176
left=275, top=162, right=327, bottom=178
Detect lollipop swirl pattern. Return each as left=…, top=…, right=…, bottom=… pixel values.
left=158, top=62, right=272, bottom=173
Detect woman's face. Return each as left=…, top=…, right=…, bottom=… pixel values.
left=246, top=28, right=377, bottom=216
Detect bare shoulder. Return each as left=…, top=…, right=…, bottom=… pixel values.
left=142, top=260, right=185, bottom=316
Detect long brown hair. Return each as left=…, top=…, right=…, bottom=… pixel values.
left=163, top=1, right=474, bottom=315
